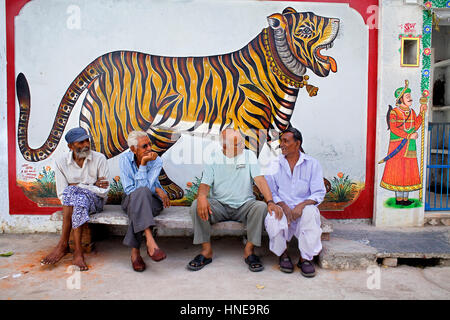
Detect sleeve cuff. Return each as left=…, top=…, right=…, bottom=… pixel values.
left=272, top=195, right=282, bottom=204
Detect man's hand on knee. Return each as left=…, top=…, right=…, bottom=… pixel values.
left=155, top=187, right=170, bottom=208
left=292, top=200, right=317, bottom=221
left=292, top=203, right=305, bottom=221
left=197, top=195, right=212, bottom=221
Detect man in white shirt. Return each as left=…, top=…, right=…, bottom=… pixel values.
left=41, top=127, right=110, bottom=271
left=264, top=127, right=326, bottom=277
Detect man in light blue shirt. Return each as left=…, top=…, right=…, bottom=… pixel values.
left=187, top=128, right=283, bottom=272
left=119, top=131, right=170, bottom=272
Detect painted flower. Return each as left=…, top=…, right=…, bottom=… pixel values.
left=38, top=174, right=43, bottom=179
left=423, top=89, right=430, bottom=97
left=422, top=69, right=430, bottom=77
left=424, top=48, right=431, bottom=56
left=186, top=182, right=193, bottom=188
left=337, top=172, right=344, bottom=179
left=45, top=166, right=51, bottom=172
left=447, top=1, right=450, bottom=8
left=424, top=1, right=432, bottom=9
left=114, top=176, right=120, bottom=182
left=424, top=25, right=432, bottom=34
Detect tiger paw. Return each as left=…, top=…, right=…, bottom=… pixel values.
left=162, top=183, right=184, bottom=200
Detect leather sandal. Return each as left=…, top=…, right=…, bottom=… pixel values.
left=245, top=254, right=264, bottom=272
left=131, top=255, right=146, bottom=272
left=187, top=254, right=212, bottom=271
left=279, top=254, right=294, bottom=273
left=148, top=248, right=166, bottom=262
left=297, top=260, right=316, bottom=278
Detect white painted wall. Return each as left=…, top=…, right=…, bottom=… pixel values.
left=373, top=0, right=427, bottom=227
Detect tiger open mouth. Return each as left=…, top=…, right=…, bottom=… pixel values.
left=314, top=40, right=337, bottom=72
left=313, top=19, right=339, bottom=73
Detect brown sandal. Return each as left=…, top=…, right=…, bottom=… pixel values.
left=131, top=256, right=146, bottom=272
left=148, top=248, right=166, bottom=262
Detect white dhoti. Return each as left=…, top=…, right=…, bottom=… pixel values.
left=264, top=205, right=322, bottom=261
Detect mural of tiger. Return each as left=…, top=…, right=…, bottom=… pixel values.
left=16, top=7, right=340, bottom=199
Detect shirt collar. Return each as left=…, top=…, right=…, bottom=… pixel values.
left=280, top=150, right=305, bottom=166
left=279, top=150, right=307, bottom=175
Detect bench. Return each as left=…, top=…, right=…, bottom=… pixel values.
left=50, top=205, right=333, bottom=252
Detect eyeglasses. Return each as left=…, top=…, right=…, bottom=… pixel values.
left=139, top=143, right=152, bottom=149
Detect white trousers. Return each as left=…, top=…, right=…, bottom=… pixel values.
left=264, top=205, right=322, bottom=261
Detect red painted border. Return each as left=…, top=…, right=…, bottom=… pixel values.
left=6, top=0, right=378, bottom=218
left=6, top=0, right=59, bottom=215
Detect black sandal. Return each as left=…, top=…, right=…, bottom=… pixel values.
left=244, top=254, right=264, bottom=272
left=187, top=254, right=212, bottom=271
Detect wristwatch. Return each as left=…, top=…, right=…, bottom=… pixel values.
left=267, top=200, right=274, bottom=205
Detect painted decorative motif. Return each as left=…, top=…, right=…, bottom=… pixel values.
left=15, top=8, right=340, bottom=204
left=378, top=80, right=428, bottom=208
left=16, top=165, right=59, bottom=206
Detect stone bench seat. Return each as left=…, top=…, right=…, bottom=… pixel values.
left=51, top=204, right=333, bottom=239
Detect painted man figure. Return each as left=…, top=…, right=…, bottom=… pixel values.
left=41, top=127, right=110, bottom=271
left=264, top=127, right=326, bottom=278
left=119, top=131, right=171, bottom=272
left=187, top=128, right=283, bottom=272
left=379, top=81, right=427, bottom=206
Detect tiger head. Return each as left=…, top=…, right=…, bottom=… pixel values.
left=268, top=7, right=339, bottom=77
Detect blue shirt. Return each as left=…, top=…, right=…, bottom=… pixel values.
left=119, top=150, right=165, bottom=195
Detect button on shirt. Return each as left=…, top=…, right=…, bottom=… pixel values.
left=201, top=148, right=262, bottom=208
left=265, top=151, right=326, bottom=208
left=119, top=150, right=164, bottom=195
left=54, top=150, right=110, bottom=202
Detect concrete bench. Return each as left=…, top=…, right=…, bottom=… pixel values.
left=51, top=204, right=333, bottom=250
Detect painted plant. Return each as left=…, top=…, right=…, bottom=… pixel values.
left=106, top=176, right=124, bottom=205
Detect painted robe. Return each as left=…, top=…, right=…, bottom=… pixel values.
left=380, top=106, right=423, bottom=191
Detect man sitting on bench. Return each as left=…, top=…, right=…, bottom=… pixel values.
left=264, top=127, right=326, bottom=278
left=41, top=127, right=110, bottom=271
left=119, top=131, right=171, bottom=272
left=187, top=128, right=283, bottom=272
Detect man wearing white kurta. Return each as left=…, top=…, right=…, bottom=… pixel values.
left=264, top=127, right=326, bottom=277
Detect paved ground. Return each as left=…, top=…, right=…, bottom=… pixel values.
left=0, top=232, right=449, bottom=300
left=330, top=222, right=450, bottom=257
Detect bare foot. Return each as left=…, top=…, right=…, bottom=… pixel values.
left=200, top=249, right=213, bottom=259
left=147, top=245, right=159, bottom=256
left=41, top=243, right=69, bottom=265
left=243, top=245, right=254, bottom=259
left=72, top=251, right=88, bottom=271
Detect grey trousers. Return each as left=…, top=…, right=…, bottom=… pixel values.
left=122, top=187, right=163, bottom=249
left=190, top=198, right=267, bottom=246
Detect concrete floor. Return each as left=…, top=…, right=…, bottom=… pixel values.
left=0, top=233, right=449, bottom=300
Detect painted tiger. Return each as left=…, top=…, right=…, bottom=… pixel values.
left=16, top=7, right=340, bottom=199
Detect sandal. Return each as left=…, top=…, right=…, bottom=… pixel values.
left=187, top=254, right=212, bottom=271
left=279, top=254, right=294, bottom=273
left=148, top=248, right=166, bottom=262
left=131, top=256, right=146, bottom=272
left=297, top=260, right=316, bottom=278
left=245, top=254, right=264, bottom=272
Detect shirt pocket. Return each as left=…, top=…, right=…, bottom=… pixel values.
left=294, top=178, right=310, bottom=197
